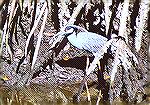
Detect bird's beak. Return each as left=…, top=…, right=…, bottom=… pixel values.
left=56, top=31, right=70, bottom=36
left=55, top=31, right=65, bottom=36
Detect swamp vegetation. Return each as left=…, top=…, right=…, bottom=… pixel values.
left=0, top=0, right=150, bottom=105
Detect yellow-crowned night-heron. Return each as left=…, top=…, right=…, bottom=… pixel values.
left=52, top=25, right=108, bottom=102
left=61, top=25, right=107, bottom=55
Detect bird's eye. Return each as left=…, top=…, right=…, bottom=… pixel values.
left=65, top=26, right=72, bottom=31
left=65, top=27, right=74, bottom=33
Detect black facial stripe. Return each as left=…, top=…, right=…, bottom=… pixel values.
left=65, top=26, right=78, bottom=32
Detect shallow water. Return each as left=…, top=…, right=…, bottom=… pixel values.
left=0, top=83, right=150, bottom=105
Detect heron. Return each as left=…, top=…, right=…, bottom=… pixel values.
left=62, top=25, right=107, bottom=54
left=51, top=25, right=108, bottom=102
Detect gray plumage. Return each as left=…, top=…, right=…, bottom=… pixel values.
left=63, top=25, right=108, bottom=54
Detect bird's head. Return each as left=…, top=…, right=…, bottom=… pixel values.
left=50, top=25, right=78, bottom=49
left=55, top=26, right=75, bottom=37
left=64, top=27, right=74, bottom=36
left=56, top=25, right=87, bottom=37
left=62, top=25, right=78, bottom=37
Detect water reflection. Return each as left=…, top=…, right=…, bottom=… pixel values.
left=0, top=83, right=149, bottom=105
left=0, top=84, right=112, bottom=105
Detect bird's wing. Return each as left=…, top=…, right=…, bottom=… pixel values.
left=77, top=32, right=107, bottom=53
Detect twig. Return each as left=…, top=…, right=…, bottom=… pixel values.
left=118, top=0, right=129, bottom=42
left=110, top=39, right=138, bottom=84
left=25, top=1, right=47, bottom=57
left=0, top=20, right=8, bottom=56
left=0, top=0, right=17, bottom=59
left=59, top=0, right=70, bottom=27
left=67, top=0, right=89, bottom=25
left=135, top=0, right=149, bottom=52
left=103, top=0, right=112, bottom=35
left=31, top=7, right=48, bottom=70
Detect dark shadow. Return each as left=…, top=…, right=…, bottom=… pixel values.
left=56, top=56, right=94, bottom=70
left=51, top=37, right=69, bottom=57
left=97, top=53, right=113, bottom=101
left=51, top=0, right=60, bottom=32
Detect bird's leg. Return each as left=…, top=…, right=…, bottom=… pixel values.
left=85, top=56, right=91, bottom=102
left=96, top=60, right=103, bottom=104
left=73, top=56, right=90, bottom=103
left=73, top=75, right=87, bottom=103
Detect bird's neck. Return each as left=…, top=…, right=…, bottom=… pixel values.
left=67, top=33, right=78, bottom=47
left=67, top=33, right=77, bottom=39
